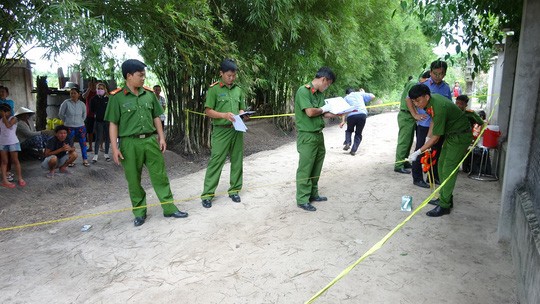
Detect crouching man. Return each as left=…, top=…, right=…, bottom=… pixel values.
left=41, top=125, right=78, bottom=178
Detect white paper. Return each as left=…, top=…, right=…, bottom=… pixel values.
left=233, top=115, right=248, bottom=132
left=324, top=97, right=356, bottom=115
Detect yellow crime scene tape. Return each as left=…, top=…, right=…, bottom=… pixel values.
left=0, top=174, right=322, bottom=232
left=1, top=98, right=499, bottom=302
left=1, top=102, right=399, bottom=232
left=305, top=98, right=499, bottom=303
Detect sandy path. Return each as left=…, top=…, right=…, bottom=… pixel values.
left=0, top=112, right=515, bottom=303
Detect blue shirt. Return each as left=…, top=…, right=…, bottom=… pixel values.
left=421, top=78, right=452, bottom=100
left=417, top=78, right=452, bottom=127
left=417, top=108, right=430, bottom=127
left=359, top=92, right=375, bottom=104
left=344, top=92, right=368, bottom=116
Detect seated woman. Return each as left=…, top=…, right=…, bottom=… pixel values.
left=15, top=107, right=52, bottom=159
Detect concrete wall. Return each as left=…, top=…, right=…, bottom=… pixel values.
left=486, top=46, right=504, bottom=125
left=512, top=189, right=540, bottom=304
left=0, top=59, right=34, bottom=109
left=496, top=37, right=519, bottom=182
left=500, top=0, right=540, bottom=303
left=499, top=0, right=540, bottom=239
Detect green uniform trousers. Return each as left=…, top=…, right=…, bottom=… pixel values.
left=120, top=136, right=179, bottom=217
left=437, top=132, right=473, bottom=208
left=395, top=111, right=416, bottom=169
left=201, top=126, right=244, bottom=199
left=296, top=131, right=325, bottom=204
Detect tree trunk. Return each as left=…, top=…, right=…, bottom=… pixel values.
left=35, top=76, right=48, bottom=131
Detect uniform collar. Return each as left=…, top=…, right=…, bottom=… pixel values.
left=219, top=82, right=236, bottom=89
left=123, top=86, right=145, bottom=96
left=304, top=82, right=317, bottom=94
left=425, top=99, right=434, bottom=116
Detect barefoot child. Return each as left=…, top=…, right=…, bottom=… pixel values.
left=0, top=104, right=25, bottom=188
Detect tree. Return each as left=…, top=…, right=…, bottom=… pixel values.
left=3, top=0, right=435, bottom=155
left=213, top=0, right=432, bottom=131
left=402, top=0, right=523, bottom=77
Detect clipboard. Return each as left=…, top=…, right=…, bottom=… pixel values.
left=239, top=111, right=256, bottom=118
left=324, top=97, right=355, bottom=115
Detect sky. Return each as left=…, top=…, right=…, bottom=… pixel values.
left=25, top=40, right=142, bottom=73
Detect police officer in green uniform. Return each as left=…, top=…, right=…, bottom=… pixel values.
left=394, top=71, right=431, bottom=173
left=201, top=59, right=248, bottom=208
left=294, top=67, right=337, bottom=212
left=105, top=59, right=188, bottom=226
left=407, top=84, right=472, bottom=217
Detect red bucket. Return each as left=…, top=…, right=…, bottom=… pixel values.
left=483, top=127, right=500, bottom=148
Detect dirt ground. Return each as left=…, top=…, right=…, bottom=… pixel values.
left=0, top=112, right=516, bottom=303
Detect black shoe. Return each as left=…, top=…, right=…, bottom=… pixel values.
left=343, top=144, right=350, bottom=151
left=134, top=216, right=145, bottom=227
left=164, top=210, right=189, bottom=218
left=309, top=196, right=327, bottom=202
left=394, top=168, right=411, bottom=174
left=229, top=194, right=241, bottom=203
left=428, top=198, right=439, bottom=206
left=202, top=199, right=212, bottom=208
left=350, top=151, right=356, bottom=156
left=298, top=203, right=316, bottom=211
left=426, top=205, right=451, bottom=217
left=403, top=162, right=412, bottom=169
left=428, top=198, right=453, bottom=208
left=413, top=180, right=430, bottom=188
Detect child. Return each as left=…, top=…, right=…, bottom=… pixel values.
left=0, top=104, right=25, bottom=188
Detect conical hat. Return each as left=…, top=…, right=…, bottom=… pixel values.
left=14, top=107, right=35, bottom=116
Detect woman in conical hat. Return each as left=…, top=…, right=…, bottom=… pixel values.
left=15, top=107, right=52, bottom=159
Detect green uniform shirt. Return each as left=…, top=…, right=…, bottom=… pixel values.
left=400, top=80, right=416, bottom=111
left=464, top=110, right=485, bottom=127
left=425, top=94, right=470, bottom=137
left=294, top=83, right=325, bottom=132
left=205, top=82, right=245, bottom=126
left=104, top=86, right=163, bottom=137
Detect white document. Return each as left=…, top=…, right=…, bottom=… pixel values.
left=324, top=97, right=355, bottom=115
left=233, top=115, right=248, bottom=132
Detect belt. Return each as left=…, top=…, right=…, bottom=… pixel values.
left=124, top=132, right=156, bottom=139
left=400, top=109, right=410, bottom=113
left=215, top=124, right=233, bottom=128
left=351, top=110, right=358, bottom=112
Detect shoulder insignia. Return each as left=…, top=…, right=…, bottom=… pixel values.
left=109, top=88, right=122, bottom=95
left=209, top=81, right=220, bottom=88
left=426, top=107, right=434, bottom=117
left=304, top=84, right=316, bottom=94
left=143, top=85, right=154, bottom=92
